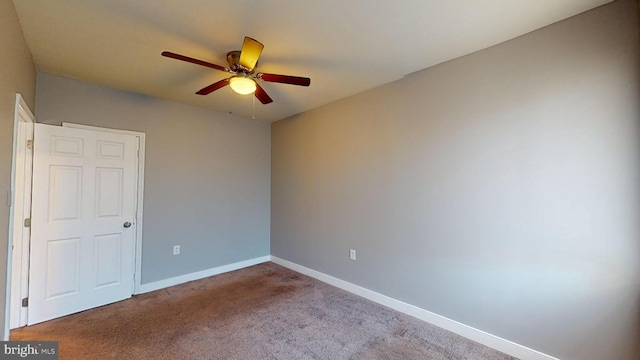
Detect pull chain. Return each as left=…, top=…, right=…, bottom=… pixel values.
left=252, top=95, right=256, bottom=120
left=228, top=86, right=233, bottom=115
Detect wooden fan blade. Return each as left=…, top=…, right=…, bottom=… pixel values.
left=196, top=78, right=230, bottom=95
left=238, top=37, right=264, bottom=71
left=162, top=51, right=229, bottom=72
left=258, top=73, right=311, bottom=86
left=254, top=83, right=273, bottom=104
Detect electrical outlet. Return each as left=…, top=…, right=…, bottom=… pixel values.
left=173, top=245, right=180, bottom=255
left=349, top=249, right=356, bottom=261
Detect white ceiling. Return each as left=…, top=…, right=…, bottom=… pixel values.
left=13, top=0, right=611, bottom=122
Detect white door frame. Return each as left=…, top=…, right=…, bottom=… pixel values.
left=62, top=122, right=146, bottom=294
left=4, top=94, right=35, bottom=338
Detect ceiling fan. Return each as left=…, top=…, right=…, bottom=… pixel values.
left=162, top=37, right=311, bottom=104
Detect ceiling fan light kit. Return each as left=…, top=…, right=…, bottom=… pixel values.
left=162, top=36, right=310, bottom=104
left=229, top=76, right=257, bottom=95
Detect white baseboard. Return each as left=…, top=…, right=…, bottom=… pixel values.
left=270, top=256, right=559, bottom=360
left=136, top=256, right=271, bottom=294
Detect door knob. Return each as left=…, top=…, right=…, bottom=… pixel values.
left=123, top=221, right=132, bottom=228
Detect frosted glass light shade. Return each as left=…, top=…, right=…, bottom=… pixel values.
left=229, top=77, right=257, bottom=95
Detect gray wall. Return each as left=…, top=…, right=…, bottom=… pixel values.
left=0, top=0, right=36, bottom=339
left=271, top=1, right=640, bottom=359
left=36, top=73, right=271, bottom=284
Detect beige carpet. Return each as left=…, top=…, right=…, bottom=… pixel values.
left=12, top=262, right=518, bottom=360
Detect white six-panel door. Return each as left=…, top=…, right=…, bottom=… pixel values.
left=28, top=124, right=138, bottom=325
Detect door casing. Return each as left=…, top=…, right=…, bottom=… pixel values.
left=5, top=94, right=35, bottom=335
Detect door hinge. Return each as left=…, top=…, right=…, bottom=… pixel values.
left=24, top=218, right=31, bottom=227
left=26, top=140, right=33, bottom=150
left=21, top=297, right=28, bottom=307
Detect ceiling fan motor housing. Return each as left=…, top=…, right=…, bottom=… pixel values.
left=227, top=50, right=253, bottom=74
